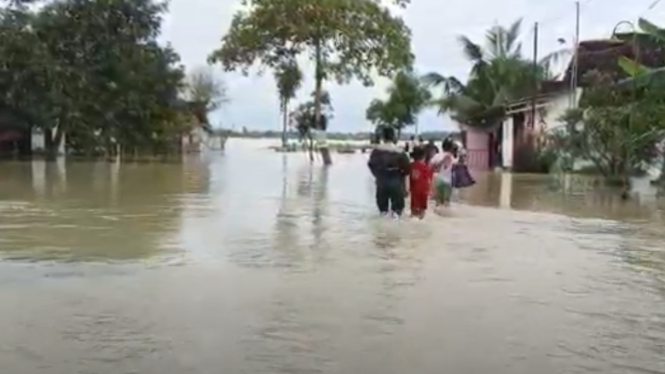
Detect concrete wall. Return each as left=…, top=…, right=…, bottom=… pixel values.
left=463, top=126, right=490, bottom=170
left=501, top=117, right=513, bottom=169
left=501, top=88, right=583, bottom=170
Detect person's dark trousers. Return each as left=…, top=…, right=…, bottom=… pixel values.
left=375, top=179, right=405, bottom=215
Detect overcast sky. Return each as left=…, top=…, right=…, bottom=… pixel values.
left=160, top=0, right=665, bottom=133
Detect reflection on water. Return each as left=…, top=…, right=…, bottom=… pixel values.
left=462, top=172, right=665, bottom=222
left=0, top=139, right=665, bottom=373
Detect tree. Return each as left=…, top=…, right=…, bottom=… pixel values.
left=274, top=59, right=303, bottom=148
left=209, top=0, right=414, bottom=165
left=183, top=66, right=229, bottom=112
left=182, top=66, right=230, bottom=133
left=366, top=70, right=430, bottom=136
left=613, top=18, right=665, bottom=187
left=290, top=90, right=332, bottom=161
left=422, top=19, right=561, bottom=130
left=554, top=71, right=665, bottom=190
left=0, top=0, right=187, bottom=158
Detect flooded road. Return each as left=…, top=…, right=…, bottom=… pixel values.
left=1, top=139, right=665, bottom=374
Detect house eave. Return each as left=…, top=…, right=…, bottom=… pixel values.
left=505, top=102, right=551, bottom=115
left=504, top=93, right=561, bottom=115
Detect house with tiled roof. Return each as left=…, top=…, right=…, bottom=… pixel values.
left=463, top=33, right=665, bottom=172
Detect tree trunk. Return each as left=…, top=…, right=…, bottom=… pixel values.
left=307, top=133, right=314, bottom=162
left=281, top=99, right=288, bottom=149
left=313, top=38, right=332, bottom=166
left=658, top=149, right=665, bottom=188
left=44, top=127, right=63, bottom=161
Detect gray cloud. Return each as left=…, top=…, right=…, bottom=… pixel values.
left=160, top=0, right=665, bottom=132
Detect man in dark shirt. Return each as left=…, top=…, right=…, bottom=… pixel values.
left=367, top=126, right=411, bottom=216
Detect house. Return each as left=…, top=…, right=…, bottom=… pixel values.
left=462, top=34, right=665, bottom=171
left=501, top=81, right=581, bottom=171
left=460, top=80, right=579, bottom=171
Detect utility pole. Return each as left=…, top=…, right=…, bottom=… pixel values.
left=571, top=0, right=580, bottom=108
left=531, top=22, right=538, bottom=130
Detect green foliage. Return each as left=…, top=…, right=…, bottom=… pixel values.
left=616, top=18, right=665, bottom=87
left=618, top=56, right=650, bottom=77
left=365, top=70, right=430, bottom=134
left=274, top=59, right=303, bottom=146
left=209, top=0, right=414, bottom=138
left=558, top=17, right=665, bottom=187
left=423, top=19, right=557, bottom=130
left=0, top=0, right=189, bottom=157
left=209, top=0, right=413, bottom=84
left=274, top=60, right=303, bottom=109
left=555, top=81, right=665, bottom=183
left=290, top=90, right=333, bottom=140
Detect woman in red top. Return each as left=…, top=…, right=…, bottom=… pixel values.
left=408, top=147, right=433, bottom=218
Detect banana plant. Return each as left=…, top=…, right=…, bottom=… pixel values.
left=615, top=18, right=665, bottom=186
left=617, top=18, right=664, bottom=86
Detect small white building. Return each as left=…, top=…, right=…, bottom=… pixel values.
left=501, top=82, right=582, bottom=171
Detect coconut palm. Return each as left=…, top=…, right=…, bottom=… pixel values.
left=422, top=19, right=566, bottom=130
left=274, top=60, right=303, bottom=148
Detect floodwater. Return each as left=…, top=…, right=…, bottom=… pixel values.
left=1, top=139, right=665, bottom=374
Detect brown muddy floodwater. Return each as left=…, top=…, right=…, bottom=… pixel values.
left=1, top=139, right=665, bottom=374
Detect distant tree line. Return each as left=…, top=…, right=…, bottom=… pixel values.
left=216, top=128, right=456, bottom=142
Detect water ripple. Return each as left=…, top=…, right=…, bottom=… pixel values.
left=0, top=144, right=664, bottom=373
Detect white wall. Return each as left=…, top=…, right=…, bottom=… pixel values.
left=539, top=90, right=580, bottom=132
left=31, top=129, right=44, bottom=151
left=501, top=88, right=583, bottom=170
left=501, top=117, right=513, bottom=168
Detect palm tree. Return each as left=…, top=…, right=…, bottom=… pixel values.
left=274, top=60, right=303, bottom=148
left=422, top=19, right=566, bottom=130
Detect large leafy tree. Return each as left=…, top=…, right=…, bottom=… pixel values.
left=0, top=0, right=186, bottom=158
left=209, top=0, right=414, bottom=164
left=366, top=70, right=431, bottom=136
left=422, top=19, right=560, bottom=130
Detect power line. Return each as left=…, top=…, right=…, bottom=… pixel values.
left=438, top=0, right=654, bottom=43
left=537, top=0, right=594, bottom=27
left=643, top=0, right=663, bottom=13
left=425, top=0, right=598, bottom=46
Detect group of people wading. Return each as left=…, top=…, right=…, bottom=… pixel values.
left=367, top=126, right=475, bottom=218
